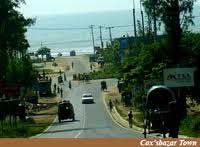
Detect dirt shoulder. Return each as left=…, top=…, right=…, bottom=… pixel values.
left=103, top=85, right=189, bottom=138
left=103, top=86, right=143, bottom=132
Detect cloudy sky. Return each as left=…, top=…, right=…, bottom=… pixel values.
left=20, top=0, right=142, bottom=16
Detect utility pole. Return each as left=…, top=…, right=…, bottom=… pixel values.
left=152, top=0, right=157, bottom=41
left=89, top=25, right=95, bottom=56
left=140, top=0, right=145, bottom=40
left=99, top=26, right=104, bottom=49
left=133, top=0, right=137, bottom=38
left=41, top=42, right=43, bottom=48
left=106, top=27, right=114, bottom=43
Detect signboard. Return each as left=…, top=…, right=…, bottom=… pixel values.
left=119, top=38, right=128, bottom=64
left=163, top=68, right=195, bottom=87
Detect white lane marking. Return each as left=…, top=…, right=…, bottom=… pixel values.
left=74, top=104, right=86, bottom=138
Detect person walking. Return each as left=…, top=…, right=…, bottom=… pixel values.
left=64, top=73, right=67, bottom=81
left=128, top=110, right=133, bottom=128
left=53, top=83, right=57, bottom=94
left=60, top=88, right=63, bottom=98
left=108, top=99, right=113, bottom=112
left=71, top=62, right=74, bottom=69
left=69, top=81, right=72, bottom=89
left=90, top=64, right=93, bottom=71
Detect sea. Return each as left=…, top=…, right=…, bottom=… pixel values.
left=26, top=6, right=200, bottom=56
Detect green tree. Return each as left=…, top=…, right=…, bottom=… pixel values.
left=0, top=0, right=35, bottom=79
left=37, top=47, right=51, bottom=61
left=142, top=0, right=196, bottom=64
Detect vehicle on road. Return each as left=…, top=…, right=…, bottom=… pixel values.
left=82, top=93, right=94, bottom=104
left=143, top=85, right=177, bottom=138
left=58, top=100, right=75, bottom=122
left=97, top=57, right=105, bottom=65
left=58, top=75, right=63, bottom=84
left=101, top=81, right=107, bottom=91
left=70, top=50, right=76, bottom=56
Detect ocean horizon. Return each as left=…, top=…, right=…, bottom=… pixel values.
left=27, top=7, right=200, bottom=55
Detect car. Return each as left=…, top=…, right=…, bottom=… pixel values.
left=82, top=93, right=94, bottom=104
left=70, top=50, right=76, bottom=56
left=58, top=100, right=75, bottom=122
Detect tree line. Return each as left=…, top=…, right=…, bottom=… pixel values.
left=0, top=0, right=35, bottom=86
left=99, top=0, right=200, bottom=112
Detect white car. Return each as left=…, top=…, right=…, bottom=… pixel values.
left=82, top=93, right=94, bottom=104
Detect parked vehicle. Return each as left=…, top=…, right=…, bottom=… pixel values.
left=37, top=80, right=51, bottom=96
left=143, top=85, right=176, bottom=138
left=58, top=100, right=75, bottom=122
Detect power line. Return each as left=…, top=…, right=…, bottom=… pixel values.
left=28, top=27, right=89, bottom=30
left=28, top=25, right=134, bottom=31
left=29, top=38, right=110, bottom=47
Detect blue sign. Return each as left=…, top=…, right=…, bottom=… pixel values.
left=119, top=38, right=128, bottom=64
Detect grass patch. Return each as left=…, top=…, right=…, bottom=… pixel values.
left=180, top=115, right=200, bottom=137
left=0, top=96, right=59, bottom=138
left=90, top=64, right=120, bottom=80
left=0, top=117, right=49, bottom=138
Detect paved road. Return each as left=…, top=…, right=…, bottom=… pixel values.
left=35, top=55, right=143, bottom=138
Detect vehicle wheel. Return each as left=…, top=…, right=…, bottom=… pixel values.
left=72, top=116, right=75, bottom=121
left=162, top=120, right=166, bottom=138
left=144, top=119, right=147, bottom=138
left=58, top=117, right=61, bottom=123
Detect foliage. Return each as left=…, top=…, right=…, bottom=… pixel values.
left=180, top=115, right=200, bottom=137
left=0, top=0, right=35, bottom=79
left=142, top=0, right=196, bottom=64
left=5, top=56, right=36, bottom=86
left=37, top=47, right=51, bottom=60
left=90, top=64, right=121, bottom=80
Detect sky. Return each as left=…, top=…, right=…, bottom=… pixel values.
left=20, top=0, right=141, bottom=17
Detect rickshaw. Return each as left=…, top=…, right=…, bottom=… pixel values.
left=58, top=75, right=63, bottom=83
left=101, top=81, right=107, bottom=91
left=143, top=85, right=176, bottom=138
left=58, top=100, right=75, bottom=123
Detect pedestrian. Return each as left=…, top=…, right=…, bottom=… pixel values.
left=60, top=88, right=63, bottom=98
left=64, top=73, right=67, bottom=81
left=69, top=81, right=72, bottom=89
left=57, top=87, right=60, bottom=94
left=90, top=64, right=93, bottom=70
left=53, top=83, right=57, bottom=94
left=59, top=70, right=62, bottom=75
left=71, top=62, right=74, bottom=69
left=128, top=110, right=133, bottom=128
left=108, top=99, right=113, bottom=112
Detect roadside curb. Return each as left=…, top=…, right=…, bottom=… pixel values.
left=102, top=88, right=189, bottom=138
left=30, top=116, right=58, bottom=138
left=102, top=92, right=143, bottom=133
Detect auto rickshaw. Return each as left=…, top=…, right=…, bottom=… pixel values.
left=58, top=100, right=75, bottom=123
left=58, top=75, right=63, bottom=83
left=143, top=85, right=176, bottom=138
left=101, top=81, right=107, bottom=91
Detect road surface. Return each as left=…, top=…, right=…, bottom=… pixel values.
left=35, top=55, right=143, bottom=138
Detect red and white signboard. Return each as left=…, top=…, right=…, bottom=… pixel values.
left=163, top=68, right=195, bottom=87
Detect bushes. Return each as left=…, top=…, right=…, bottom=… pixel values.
left=5, top=57, right=35, bottom=86
left=90, top=64, right=121, bottom=80
left=180, top=116, right=200, bottom=137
